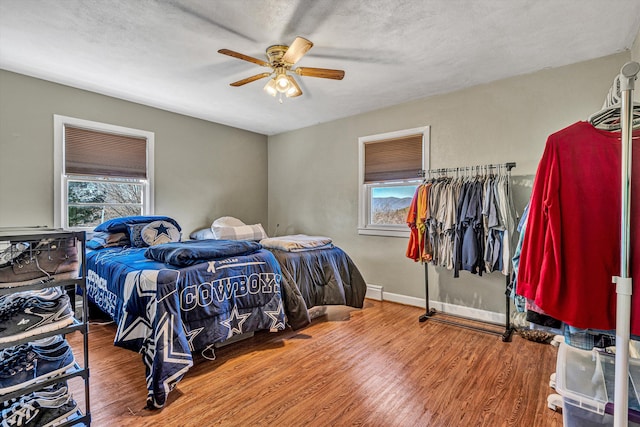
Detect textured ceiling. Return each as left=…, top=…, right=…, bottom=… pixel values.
left=1, top=0, right=640, bottom=135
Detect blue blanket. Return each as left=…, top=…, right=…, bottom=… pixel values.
left=86, top=246, right=286, bottom=408
left=144, top=239, right=262, bottom=266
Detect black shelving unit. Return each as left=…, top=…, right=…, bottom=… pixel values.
left=0, top=228, right=90, bottom=426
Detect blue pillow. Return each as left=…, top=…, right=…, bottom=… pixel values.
left=189, top=228, right=215, bottom=240
left=127, top=223, right=149, bottom=248
left=94, top=216, right=182, bottom=234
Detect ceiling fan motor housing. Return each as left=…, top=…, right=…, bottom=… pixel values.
left=266, top=45, right=291, bottom=67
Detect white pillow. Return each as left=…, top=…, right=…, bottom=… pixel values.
left=211, top=224, right=267, bottom=241
left=212, top=216, right=246, bottom=228
left=189, top=228, right=215, bottom=240
left=142, top=220, right=181, bottom=246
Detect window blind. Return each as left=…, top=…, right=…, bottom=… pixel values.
left=364, top=134, right=423, bottom=183
left=64, top=126, right=147, bottom=179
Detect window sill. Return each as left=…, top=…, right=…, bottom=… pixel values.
left=358, top=227, right=409, bottom=238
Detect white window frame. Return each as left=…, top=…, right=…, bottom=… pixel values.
left=358, top=126, right=430, bottom=237
left=53, top=115, right=155, bottom=230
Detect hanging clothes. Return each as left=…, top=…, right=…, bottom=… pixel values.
left=510, top=202, right=529, bottom=313
left=454, top=178, right=486, bottom=277
left=417, top=183, right=432, bottom=263
left=436, top=178, right=459, bottom=270
left=405, top=186, right=421, bottom=261
left=516, top=121, right=640, bottom=334
left=406, top=183, right=432, bottom=262
left=406, top=166, right=517, bottom=278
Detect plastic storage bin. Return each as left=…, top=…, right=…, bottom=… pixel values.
left=555, top=342, right=640, bottom=426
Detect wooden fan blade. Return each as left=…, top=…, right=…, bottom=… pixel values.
left=295, top=67, right=345, bottom=80
left=218, top=49, right=270, bottom=67
left=230, top=72, right=272, bottom=86
left=282, top=37, right=313, bottom=65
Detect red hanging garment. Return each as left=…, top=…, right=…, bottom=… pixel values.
left=517, top=121, right=640, bottom=333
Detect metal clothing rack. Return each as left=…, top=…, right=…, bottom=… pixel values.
left=612, top=61, right=639, bottom=427
left=417, top=162, right=516, bottom=342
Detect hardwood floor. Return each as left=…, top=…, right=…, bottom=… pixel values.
left=67, top=300, right=562, bottom=426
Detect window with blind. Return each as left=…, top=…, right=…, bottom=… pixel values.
left=53, top=115, right=155, bottom=229
left=358, top=126, right=429, bottom=237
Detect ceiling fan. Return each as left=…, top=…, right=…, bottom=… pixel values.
left=218, top=36, right=345, bottom=101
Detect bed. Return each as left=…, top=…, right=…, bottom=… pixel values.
left=260, top=235, right=367, bottom=330
left=84, top=217, right=367, bottom=408
left=86, top=241, right=292, bottom=408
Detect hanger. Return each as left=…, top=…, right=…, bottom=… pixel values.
left=588, top=75, right=640, bottom=130
left=588, top=105, right=640, bottom=130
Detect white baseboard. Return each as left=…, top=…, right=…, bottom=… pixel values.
left=365, top=284, right=383, bottom=301
left=367, top=285, right=506, bottom=324
left=427, top=300, right=506, bottom=324
left=378, top=291, right=425, bottom=308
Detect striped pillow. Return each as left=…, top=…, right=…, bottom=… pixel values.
left=211, top=224, right=267, bottom=241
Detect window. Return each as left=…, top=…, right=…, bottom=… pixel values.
left=358, top=126, right=429, bottom=237
left=54, top=115, right=154, bottom=230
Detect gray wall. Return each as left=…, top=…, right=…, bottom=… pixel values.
left=1, top=50, right=635, bottom=314
left=0, top=70, right=269, bottom=235
left=267, top=52, right=631, bottom=312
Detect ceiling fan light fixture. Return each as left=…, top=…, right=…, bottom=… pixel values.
left=275, top=72, right=291, bottom=93
left=263, top=78, right=277, bottom=96
left=285, top=75, right=302, bottom=98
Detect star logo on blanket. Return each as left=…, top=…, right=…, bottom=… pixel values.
left=116, top=270, right=158, bottom=344
left=220, top=305, right=251, bottom=339
left=265, top=300, right=285, bottom=331
left=113, top=268, right=193, bottom=409
left=185, top=327, right=204, bottom=351
left=153, top=223, right=171, bottom=238
left=147, top=312, right=194, bottom=408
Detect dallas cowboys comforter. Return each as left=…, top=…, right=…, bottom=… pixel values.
left=86, top=241, right=287, bottom=408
